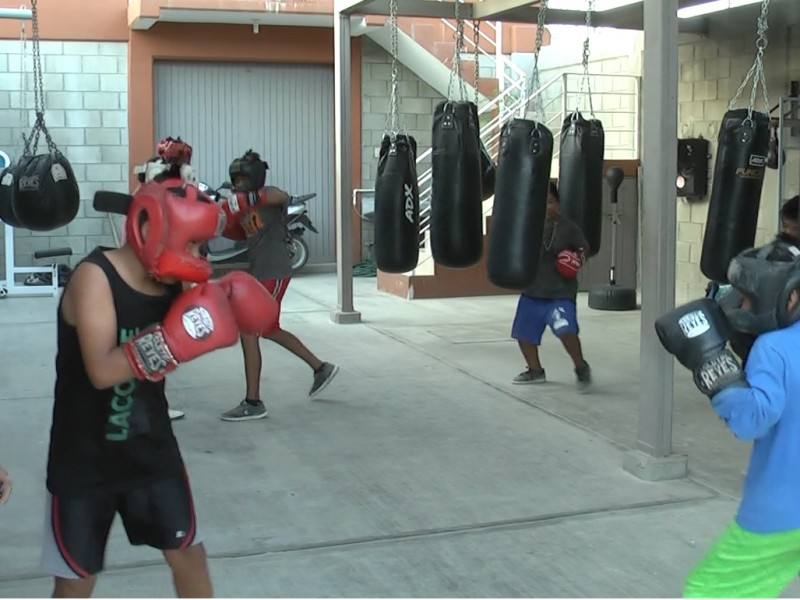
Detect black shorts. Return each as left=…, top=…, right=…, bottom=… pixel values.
left=42, top=472, right=200, bottom=579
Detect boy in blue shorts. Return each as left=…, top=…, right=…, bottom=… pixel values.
left=511, top=181, right=592, bottom=390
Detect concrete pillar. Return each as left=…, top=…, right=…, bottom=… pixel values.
left=332, top=11, right=362, bottom=325
left=623, top=0, right=688, bottom=482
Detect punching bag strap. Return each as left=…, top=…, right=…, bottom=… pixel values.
left=574, top=0, right=596, bottom=119
left=523, top=0, right=549, bottom=121
left=446, top=0, right=468, bottom=103
left=728, top=0, right=771, bottom=124
left=21, top=0, right=60, bottom=160
left=383, top=0, right=406, bottom=143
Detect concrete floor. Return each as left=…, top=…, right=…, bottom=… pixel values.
left=0, top=273, right=797, bottom=598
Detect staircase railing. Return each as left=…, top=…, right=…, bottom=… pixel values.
left=439, top=18, right=527, bottom=108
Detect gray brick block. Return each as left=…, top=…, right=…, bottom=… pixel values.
left=117, top=57, right=127, bottom=74
left=48, top=235, right=87, bottom=256
left=44, top=55, right=83, bottom=74
left=64, top=74, right=101, bottom=92
left=47, top=128, right=85, bottom=147
left=81, top=56, right=119, bottom=75
left=65, top=110, right=101, bottom=128
left=6, top=54, right=30, bottom=73
left=85, top=128, right=121, bottom=146
left=86, top=163, right=122, bottom=182
left=362, top=79, right=389, bottom=96
left=101, top=111, right=127, bottom=128
left=370, top=64, right=393, bottom=81
left=39, top=42, right=65, bottom=55
left=99, top=75, right=126, bottom=93
left=99, top=43, right=127, bottom=57
left=83, top=93, right=120, bottom=111
left=100, top=146, right=128, bottom=164
left=31, top=225, right=69, bottom=238
left=400, top=97, right=434, bottom=115
left=64, top=145, right=102, bottom=164
left=28, top=109, right=66, bottom=129
left=369, top=96, right=390, bottom=113
left=62, top=42, right=101, bottom=56
left=67, top=217, right=106, bottom=237
left=45, top=91, right=83, bottom=110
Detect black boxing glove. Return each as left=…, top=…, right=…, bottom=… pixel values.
left=655, top=298, right=747, bottom=398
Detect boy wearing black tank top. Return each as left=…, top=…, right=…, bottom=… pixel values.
left=41, top=167, right=227, bottom=597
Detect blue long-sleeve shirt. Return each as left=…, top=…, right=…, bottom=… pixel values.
left=711, top=319, right=800, bottom=534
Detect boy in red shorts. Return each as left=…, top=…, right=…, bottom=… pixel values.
left=219, top=150, right=339, bottom=421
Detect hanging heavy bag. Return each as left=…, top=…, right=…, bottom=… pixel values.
left=558, top=112, right=605, bottom=257
left=373, top=134, right=420, bottom=273
left=430, top=100, right=484, bottom=269
left=0, top=164, right=24, bottom=227
left=700, top=109, right=771, bottom=283
left=469, top=102, right=496, bottom=201
left=9, top=151, right=80, bottom=232
left=487, top=119, right=553, bottom=289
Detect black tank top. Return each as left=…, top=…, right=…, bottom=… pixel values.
left=46, top=247, right=184, bottom=497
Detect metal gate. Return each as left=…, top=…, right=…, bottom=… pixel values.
left=154, top=60, right=336, bottom=266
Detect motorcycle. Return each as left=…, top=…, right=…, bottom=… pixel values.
left=198, top=182, right=318, bottom=272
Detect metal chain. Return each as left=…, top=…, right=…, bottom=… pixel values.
left=384, top=0, right=404, bottom=138
left=574, top=0, right=595, bottom=117
left=18, top=10, right=28, bottom=133
left=523, top=0, right=548, bottom=120
left=22, top=0, right=58, bottom=156
left=728, top=0, right=771, bottom=123
left=447, top=0, right=467, bottom=102
left=473, top=20, right=480, bottom=105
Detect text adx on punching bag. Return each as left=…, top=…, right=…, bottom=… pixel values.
left=430, top=100, right=484, bottom=269
left=373, top=134, right=420, bottom=273
left=487, top=119, right=553, bottom=289
left=558, top=112, right=605, bottom=257
left=700, top=109, right=771, bottom=283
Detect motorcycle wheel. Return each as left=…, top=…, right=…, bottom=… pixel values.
left=289, top=236, right=309, bottom=272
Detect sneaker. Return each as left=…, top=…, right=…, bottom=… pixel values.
left=221, top=399, right=268, bottom=422
left=309, top=362, right=339, bottom=398
left=576, top=362, right=592, bottom=393
left=512, top=368, right=546, bottom=384
left=168, top=408, right=185, bottom=421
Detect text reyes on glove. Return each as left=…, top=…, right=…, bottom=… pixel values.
left=679, top=310, right=711, bottom=338
left=696, top=351, right=740, bottom=394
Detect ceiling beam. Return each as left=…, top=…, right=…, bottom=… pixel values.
left=336, top=0, right=473, bottom=19
left=471, top=0, right=535, bottom=20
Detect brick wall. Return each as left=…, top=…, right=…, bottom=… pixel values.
left=0, top=40, right=128, bottom=275
left=360, top=38, right=445, bottom=258
left=676, top=25, right=800, bottom=300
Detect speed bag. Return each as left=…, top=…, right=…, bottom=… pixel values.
left=469, top=102, right=497, bottom=201
left=558, top=113, right=605, bottom=257
left=430, top=100, right=484, bottom=269
left=487, top=119, right=553, bottom=290
left=9, top=152, right=80, bottom=232
left=373, top=134, right=420, bottom=274
left=0, top=164, right=24, bottom=227
left=700, top=109, right=771, bottom=283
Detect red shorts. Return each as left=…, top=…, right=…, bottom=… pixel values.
left=259, top=277, right=290, bottom=336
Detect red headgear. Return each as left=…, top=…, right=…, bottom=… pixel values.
left=126, top=179, right=225, bottom=283
left=157, top=137, right=193, bottom=166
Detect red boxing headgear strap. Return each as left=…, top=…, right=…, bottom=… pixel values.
left=126, top=179, right=225, bottom=283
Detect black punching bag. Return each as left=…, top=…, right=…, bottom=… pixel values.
left=373, top=134, right=420, bottom=273
left=558, top=112, right=605, bottom=257
left=700, top=109, right=771, bottom=283
left=430, top=100, right=483, bottom=269
left=487, top=119, right=553, bottom=289
left=469, top=102, right=496, bottom=201
left=8, top=152, right=80, bottom=231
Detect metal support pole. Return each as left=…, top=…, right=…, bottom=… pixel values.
left=331, top=6, right=361, bottom=325
left=0, top=7, right=31, bottom=20
left=623, top=0, right=687, bottom=482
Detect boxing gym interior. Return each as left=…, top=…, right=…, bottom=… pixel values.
left=2, top=0, right=800, bottom=596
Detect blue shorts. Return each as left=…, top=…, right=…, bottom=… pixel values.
left=511, top=296, right=580, bottom=345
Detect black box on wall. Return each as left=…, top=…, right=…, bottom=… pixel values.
left=677, top=137, right=710, bottom=199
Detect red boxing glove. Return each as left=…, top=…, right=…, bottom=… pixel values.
left=556, top=249, right=584, bottom=279
left=216, top=271, right=280, bottom=335
left=218, top=188, right=268, bottom=239
left=123, top=283, right=240, bottom=382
